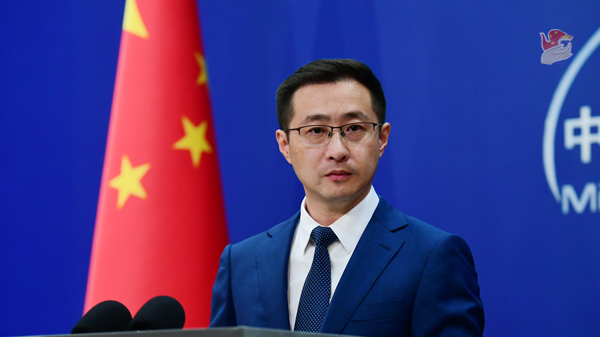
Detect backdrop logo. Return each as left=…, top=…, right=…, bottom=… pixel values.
left=540, top=29, right=574, bottom=65
left=543, top=27, right=600, bottom=214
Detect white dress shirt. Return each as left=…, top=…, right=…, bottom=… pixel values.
left=287, top=186, right=380, bottom=329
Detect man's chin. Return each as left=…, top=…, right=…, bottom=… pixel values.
left=319, top=187, right=365, bottom=204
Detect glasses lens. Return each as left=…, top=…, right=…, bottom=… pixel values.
left=343, top=123, right=371, bottom=142
left=300, top=126, right=331, bottom=145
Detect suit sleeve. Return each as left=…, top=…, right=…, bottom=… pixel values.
left=411, top=234, right=485, bottom=337
left=209, top=244, right=237, bottom=327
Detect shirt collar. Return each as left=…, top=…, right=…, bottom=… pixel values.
left=297, top=186, right=379, bottom=255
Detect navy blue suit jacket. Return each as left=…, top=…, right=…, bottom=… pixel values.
left=210, top=198, right=484, bottom=337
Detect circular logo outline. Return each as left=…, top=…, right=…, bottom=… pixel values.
left=543, top=27, right=600, bottom=202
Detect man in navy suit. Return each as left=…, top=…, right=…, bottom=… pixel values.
left=210, top=59, right=484, bottom=336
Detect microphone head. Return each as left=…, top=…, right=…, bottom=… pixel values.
left=129, top=296, right=185, bottom=330
left=71, top=300, right=132, bottom=334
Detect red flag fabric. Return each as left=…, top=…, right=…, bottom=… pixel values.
left=85, top=0, right=228, bottom=328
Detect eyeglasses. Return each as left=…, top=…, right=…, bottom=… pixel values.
left=284, top=122, right=383, bottom=146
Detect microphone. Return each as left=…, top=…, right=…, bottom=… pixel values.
left=128, top=296, right=185, bottom=330
left=71, top=300, right=132, bottom=334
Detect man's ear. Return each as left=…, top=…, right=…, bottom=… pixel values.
left=276, top=130, right=292, bottom=164
left=378, top=122, right=390, bottom=157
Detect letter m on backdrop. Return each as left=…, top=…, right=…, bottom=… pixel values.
left=561, top=183, right=597, bottom=214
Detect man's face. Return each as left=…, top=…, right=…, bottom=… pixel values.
left=276, top=80, right=390, bottom=210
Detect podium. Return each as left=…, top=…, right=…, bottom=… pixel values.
left=29, top=327, right=352, bottom=337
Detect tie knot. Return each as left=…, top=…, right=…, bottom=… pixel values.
left=311, top=226, right=338, bottom=247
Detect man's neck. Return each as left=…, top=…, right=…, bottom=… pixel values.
left=304, top=187, right=371, bottom=226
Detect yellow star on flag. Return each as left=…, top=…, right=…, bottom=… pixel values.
left=109, top=155, right=151, bottom=209
left=195, top=52, right=208, bottom=85
left=173, top=116, right=212, bottom=167
left=123, top=0, right=149, bottom=39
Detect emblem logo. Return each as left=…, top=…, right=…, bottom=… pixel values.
left=543, top=27, right=600, bottom=214
left=540, top=29, right=574, bottom=65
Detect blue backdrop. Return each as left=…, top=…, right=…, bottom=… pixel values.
left=1, top=1, right=599, bottom=336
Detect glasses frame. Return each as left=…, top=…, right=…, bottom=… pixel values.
left=284, top=122, right=383, bottom=146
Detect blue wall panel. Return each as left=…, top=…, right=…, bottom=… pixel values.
left=1, top=1, right=599, bottom=336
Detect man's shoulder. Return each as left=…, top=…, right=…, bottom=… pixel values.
left=375, top=197, right=476, bottom=270
left=375, top=197, right=455, bottom=244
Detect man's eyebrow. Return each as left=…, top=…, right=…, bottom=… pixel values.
left=341, top=111, right=371, bottom=121
left=301, top=114, right=331, bottom=124
left=302, top=110, right=369, bottom=123
left=298, top=111, right=372, bottom=126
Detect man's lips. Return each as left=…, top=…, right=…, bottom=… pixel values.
left=325, top=170, right=352, bottom=181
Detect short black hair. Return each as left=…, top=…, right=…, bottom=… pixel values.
left=276, top=59, right=386, bottom=130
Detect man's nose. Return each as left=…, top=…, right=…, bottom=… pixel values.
left=326, top=129, right=349, bottom=161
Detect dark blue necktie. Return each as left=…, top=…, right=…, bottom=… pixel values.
left=294, top=226, right=339, bottom=332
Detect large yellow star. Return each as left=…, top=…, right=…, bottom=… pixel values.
left=194, top=52, right=208, bottom=85
left=123, top=0, right=149, bottom=39
left=173, top=116, right=212, bottom=167
left=109, top=155, right=151, bottom=209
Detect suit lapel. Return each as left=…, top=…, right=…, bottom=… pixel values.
left=321, top=198, right=408, bottom=334
left=256, top=212, right=299, bottom=330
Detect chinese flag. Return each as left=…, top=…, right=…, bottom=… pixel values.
left=84, top=0, right=228, bottom=328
